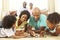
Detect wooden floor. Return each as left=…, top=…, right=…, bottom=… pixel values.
left=0, top=32, right=60, bottom=40
left=0, top=36, right=60, bottom=40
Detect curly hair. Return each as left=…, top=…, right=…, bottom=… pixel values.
left=19, top=10, right=30, bottom=21
left=2, top=15, right=16, bottom=29
left=47, top=12, right=60, bottom=24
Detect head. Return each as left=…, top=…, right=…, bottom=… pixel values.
left=19, top=10, right=30, bottom=22
left=29, top=3, right=33, bottom=10
left=47, top=12, right=60, bottom=30
left=10, top=11, right=17, bottom=17
left=2, top=15, right=16, bottom=29
left=23, top=1, right=27, bottom=8
left=32, top=7, right=41, bottom=21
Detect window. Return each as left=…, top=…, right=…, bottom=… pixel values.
left=0, top=0, right=2, bottom=21
left=55, top=0, right=60, bottom=13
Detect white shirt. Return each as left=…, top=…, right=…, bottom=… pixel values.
left=49, top=23, right=60, bottom=33
left=17, top=7, right=28, bottom=16
left=49, top=28, right=56, bottom=33
left=0, top=28, right=16, bottom=37
left=28, top=9, right=33, bottom=16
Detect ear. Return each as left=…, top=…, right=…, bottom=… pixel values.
left=56, top=26, right=60, bottom=34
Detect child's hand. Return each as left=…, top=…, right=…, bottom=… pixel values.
left=29, top=31, right=36, bottom=37
left=15, top=30, right=24, bottom=36
left=40, top=31, right=45, bottom=37
left=12, top=35, right=26, bottom=39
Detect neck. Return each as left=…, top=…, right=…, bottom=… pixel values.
left=30, top=8, right=32, bottom=10
left=24, top=7, right=26, bottom=8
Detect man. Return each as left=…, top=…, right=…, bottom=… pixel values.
left=23, top=1, right=27, bottom=8
left=22, top=1, right=27, bottom=10
left=17, top=1, right=28, bottom=17
left=29, top=7, right=47, bottom=34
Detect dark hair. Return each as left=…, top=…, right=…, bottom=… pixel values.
left=47, top=12, right=60, bottom=24
left=29, top=3, right=33, bottom=6
left=19, top=10, right=30, bottom=21
left=2, top=15, right=16, bottom=29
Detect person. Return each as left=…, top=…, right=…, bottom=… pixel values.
left=23, top=1, right=27, bottom=8
left=0, top=15, right=25, bottom=38
left=21, top=1, right=27, bottom=11
left=17, top=1, right=28, bottom=16
left=29, top=3, right=33, bottom=10
left=16, top=10, right=30, bottom=32
left=46, top=12, right=60, bottom=36
left=28, top=7, right=47, bottom=37
left=28, top=3, right=33, bottom=16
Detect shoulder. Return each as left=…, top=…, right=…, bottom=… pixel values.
left=29, top=16, right=33, bottom=19
left=40, top=14, right=47, bottom=18
left=40, top=14, right=47, bottom=20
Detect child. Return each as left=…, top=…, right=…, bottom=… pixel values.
left=46, top=12, right=60, bottom=36
left=0, top=15, right=25, bottom=38
left=16, top=10, right=30, bottom=35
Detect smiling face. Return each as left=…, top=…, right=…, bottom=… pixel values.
left=29, top=3, right=33, bottom=10
left=32, top=7, right=40, bottom=21
left=23, top=2, right=27, bottom=8
left=20, top=14, right=28, bottom=22
left=46, top=20, right=55, bottom=30
left=32, top=12, right=40, bottom=21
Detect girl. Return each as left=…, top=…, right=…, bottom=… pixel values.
left=16, top=10, right=30, bottom=36
left=46, top=12, right=60, bottom=36
left=0, top=15, right=25, bottom=38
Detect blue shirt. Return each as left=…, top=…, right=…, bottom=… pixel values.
left=29, top=14, right=47, bottom=30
